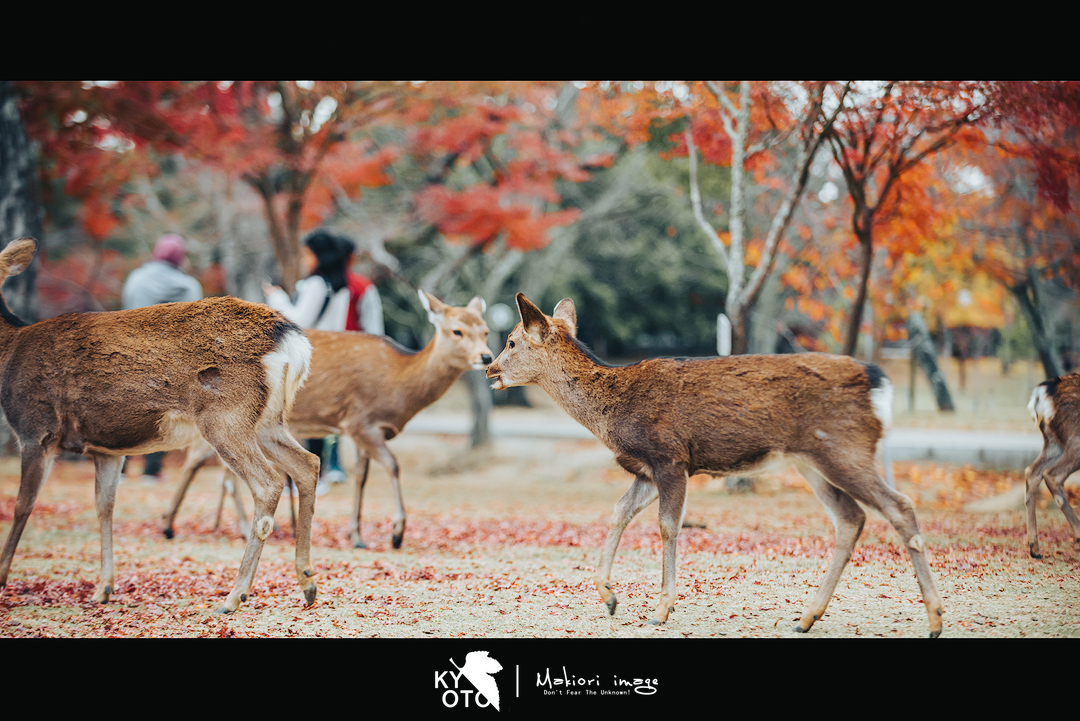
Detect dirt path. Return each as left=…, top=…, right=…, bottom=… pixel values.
left=2, top=433, right=1078, bottom=638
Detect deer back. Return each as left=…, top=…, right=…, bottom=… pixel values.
left=0, top=297, right=299, bottom=455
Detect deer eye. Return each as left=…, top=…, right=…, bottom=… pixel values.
left=509, top=340, right=515, bottom=349
left=453, top=330, right=463, bottom=337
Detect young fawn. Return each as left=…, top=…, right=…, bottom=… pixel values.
left=486, top=293, right=945, bottom=637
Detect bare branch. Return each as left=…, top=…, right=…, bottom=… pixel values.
left=686, top=126, right=730, bottom=267
left=742, top=83, right=846, bottom=306
left=705, top=81, right=738, bottom=138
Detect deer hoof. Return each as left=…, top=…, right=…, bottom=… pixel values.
left=1030, top=550, right=1042, bottom=559
left=353, top=540, right=367, bottom=549
left=162, top=527, right=174, bottom=540
left=793, top=625, right=809, bottom=633
left=604, top=596, right=617, bottom=616
left=92, top=586, right=112, bottom=604
left=392, top=534, right=403, bottom=550
left=304, top=584, right=317, bottom=606
left=217, top=605, right=235, bottom=615
left=928, top=629, right=943, bottom=639
left=647, top=618, right=665, bottom=626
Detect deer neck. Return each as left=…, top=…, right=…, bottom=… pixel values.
left=534, top=339, right=624, bottom=442
left=405, top=335, right=469, bottom=407
left=0, top=315, right=24, bottom=365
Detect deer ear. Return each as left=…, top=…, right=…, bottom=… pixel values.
left=516, top=293, right=550, bottom=343
left=552, top=298, right=576, bottom=338
left=418, top=289, right=447, bottom=326
left=466, top=296, right=486, bottom=316
left=0, top=238, right=37, bottom=280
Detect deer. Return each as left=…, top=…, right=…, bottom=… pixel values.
left=1024, top=372, right=1080, bottom=558
left=0, top=238, right=321, bottom=614
left=161, top=290, right=493, bottom=550
left=486, top=293, right=946, bottom=637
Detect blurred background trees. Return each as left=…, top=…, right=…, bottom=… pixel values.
left=4, top=79, right=1078, bottom=393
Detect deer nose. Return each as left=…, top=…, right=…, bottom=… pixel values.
left=481, top=354, right=493, bottom=366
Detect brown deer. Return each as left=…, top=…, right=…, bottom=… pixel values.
left=0, top=238, right=321, bottom=613
left=486, top=293, right=945, bottom=637
left=1024, top=373, right=1080, bottom=558
left=162, top=290, right=493, bottom=549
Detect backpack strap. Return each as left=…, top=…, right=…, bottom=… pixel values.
left=312, top=277, right=334, bottom=327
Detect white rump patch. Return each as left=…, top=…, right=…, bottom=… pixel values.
left=1028, top=386, right=1054, bottom=426
left=261, top=328, right=313, bottom=422
left=870, top=377, right=894, bottom=429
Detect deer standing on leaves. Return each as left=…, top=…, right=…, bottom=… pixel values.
left=1024, top=373, right=1080, bottom=558
left=0, top=238, right=320, bottom=613
left=486, top=293, right=945, bottom=637
left=161, top=290, right=493, bottom=549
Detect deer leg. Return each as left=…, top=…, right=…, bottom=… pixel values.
left=287, top=476, right=297, bottom=538
left=214, top=469, right=250, bottom=540
left=792, top=459, right=865, bottom=634
left=350, top=457, right=371, bottom=549
left=90, top=454, right=124, bottom=604
left=201, top=430, right=287, bottom=613
left=0, top=445, right=55, bottom=589
left=381, top=448, right=406, bottom=550
left=1024, top=444, right=1058, bottom=559
left=649, top=467, right=688, bottom=626
left=1037, top=443, right=1080, bottom=547
left=213, top=470, right=228, bottom=531
left=594, top=474, right=658, bottom=617
left=162, top=444, right=214, bottom=539
left=229, top=470, right=251, bottom=541
left=258, top=426, right=321, bottom=605
left=829, top=461, right=945, bottom=638
left=354, top=430, right=405, bottom=549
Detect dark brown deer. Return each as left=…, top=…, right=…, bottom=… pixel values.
left=486, top=293, right=945, bottom=637
left=1024, top=373, right=1080, bottom=558
left=162, top=290, right=493, bottom=549
left=0, top=238, right=320, bottom=613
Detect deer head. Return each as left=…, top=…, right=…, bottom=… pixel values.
left=486, top=293, right=577, bottom=391
left=418, top=289, right=493, bottom=371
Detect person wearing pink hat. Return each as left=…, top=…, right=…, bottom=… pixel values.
left=120, top=233, right=204, bottom=482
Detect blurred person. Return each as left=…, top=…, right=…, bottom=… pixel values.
left=262, top=229, right=351, bottom=331
left=319, top=236, right=385, bottom=484
left=262, top=230, right=353, bottom=494
left=338, top=237, right=385, bottom=336
left=121, top=233, right=203, bottom=482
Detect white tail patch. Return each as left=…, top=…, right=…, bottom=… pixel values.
left=1028, top=385, right=1054, bottom=426
left=261, top=328, right=313, bottom=423
left=870, top=377, right=894, bottom=429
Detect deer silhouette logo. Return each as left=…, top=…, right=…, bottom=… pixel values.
left=450, top=651, right=503, bottom=711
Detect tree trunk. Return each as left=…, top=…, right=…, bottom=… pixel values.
left=466, top=369, right=493, bottom=448
left=841, top=229, right=874, bottom=357
left=0, top=80, right=42, bottom=323
left=1010, top=280, right=1064, bottom=379
left=728, top=302, right=751, bottom=356
left=0, top=81, right=43, bottom=455
left=906, top=311, right=955, bottom=412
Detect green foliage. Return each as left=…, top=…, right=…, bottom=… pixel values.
left=526, top=149, right=729, bottom=358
